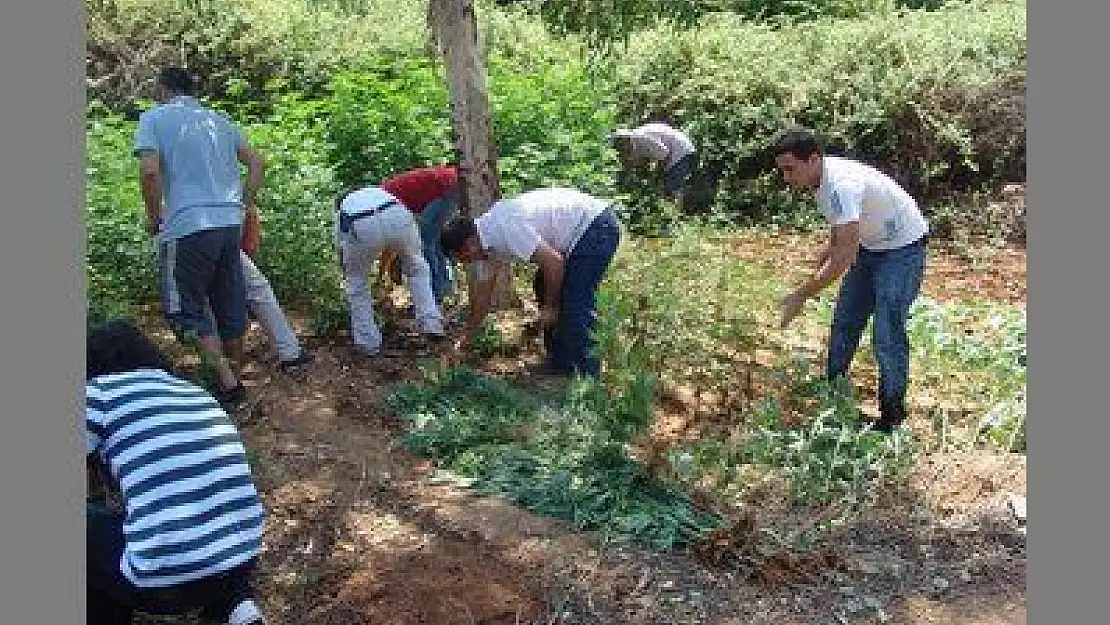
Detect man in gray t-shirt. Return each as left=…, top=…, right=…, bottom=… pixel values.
left=134, top=67, right=266, bottom=407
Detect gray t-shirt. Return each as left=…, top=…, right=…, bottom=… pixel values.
left=134, top=96, right=246, bottom=240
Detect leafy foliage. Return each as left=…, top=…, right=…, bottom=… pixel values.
left=612, top=1, right=1027, bottom=223
left=323, top=52, right=621, bottom=200
left=597, top=226, right=770, bottom=393
left=86, top=113, right=157, bottom=324
left=386, top=366, right=723, bottom=551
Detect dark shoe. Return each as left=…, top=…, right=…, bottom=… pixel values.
left=278, top=350, right=314, bottom=372
left=874, top=399, right=907, bottom=433
left=213, top=382, right=247, bottom=409
left=531, top=360, right=571, bottom=377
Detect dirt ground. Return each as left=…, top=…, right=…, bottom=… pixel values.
left=131, top=233, right=1026, bottom=625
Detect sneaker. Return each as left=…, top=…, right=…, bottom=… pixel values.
left=226, top=599, right=266, bottom=625
left=873, top=399, right=907, bottom=433
left=278, top=350, right=314, bottom=372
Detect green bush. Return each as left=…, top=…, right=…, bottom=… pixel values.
left=85, top=113, right=158, bottom=323
left=612, top=1, right=1027, bottom=224
left=244, top=92, right=345, bottom=312
left=324, top=57, right=455, bottom=190
left=323, top=52, right=621, bottom=202
left=86, top=0, right=427, bottom=112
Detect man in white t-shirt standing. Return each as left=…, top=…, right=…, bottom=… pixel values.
left=440, top=187, right=622, bottom=378
left=612, top=122, right=698, bottom=207
left=772, top=127, right=929, bottom=433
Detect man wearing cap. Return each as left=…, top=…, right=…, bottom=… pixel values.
left=611, top=122, right=698, bottom=207
left=440, top=187, right=621, bottom=378
left=334, top=185, right=447, bottom=357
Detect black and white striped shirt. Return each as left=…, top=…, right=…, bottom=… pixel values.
left=86, top=369, right=265, bottom=588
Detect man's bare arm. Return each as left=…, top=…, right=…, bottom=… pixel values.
left=237, top=143, right=266, bottom=207
left=797, top=222, right=860, bottom=300
left=139, top=152, right=162, bottom=235
left=532, top=243, right=565, bottom=314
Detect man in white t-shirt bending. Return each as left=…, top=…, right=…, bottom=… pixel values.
left=440, top=187, right=622, bottom=378
left=773, top=126, right=929, bottom=433
left=611, top=122, right=698, bottom=206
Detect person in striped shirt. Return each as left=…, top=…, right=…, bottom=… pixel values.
left=85, top=319, right=267, bottom=625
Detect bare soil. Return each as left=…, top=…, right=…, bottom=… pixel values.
left=131, top=231, right=1026, bottom=625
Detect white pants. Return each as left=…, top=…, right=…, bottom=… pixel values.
left=336, top=203, right=445, bottom=351
left=205, top=251, right=302, bottom=362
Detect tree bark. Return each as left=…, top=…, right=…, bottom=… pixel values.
left=426, top=0, right=515, bottom=310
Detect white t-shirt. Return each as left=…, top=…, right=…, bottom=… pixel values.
left=475, top=187, right=608, bottom=262
left=816, top=156, right=929, bottom=251
left=618, top=123, right=696, bottom=169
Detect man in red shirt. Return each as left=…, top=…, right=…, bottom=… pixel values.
left=380, top=165, right=460, bottom=304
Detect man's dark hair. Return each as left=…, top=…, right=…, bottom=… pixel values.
left=88, top=319, right=174, bottom=380
left=771, top=126, right=825, bottom=160
left=156, top=67, right=197, bottom=96
left=440, top=217, right=478, bottom=258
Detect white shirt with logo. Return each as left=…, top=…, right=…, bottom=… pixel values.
left=816, top=156, right=929, bottom=251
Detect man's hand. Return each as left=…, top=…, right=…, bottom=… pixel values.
left=241, top=203, right=261, bottom=258
left=779, top=291, right=807, bottom=329
left=139, top=151, right=163, bottom=238
left=453, top=333, right=471, bottom=352
left=539, top=305, right=559, bottom=329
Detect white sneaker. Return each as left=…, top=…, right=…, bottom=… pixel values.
left=226, top=599, right=266, bottom=625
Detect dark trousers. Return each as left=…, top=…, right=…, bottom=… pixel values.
left=87, top=502, right=257, bottom=625
left=533, top=207, right=621, bottom=378
left=159, top=225, right=248, bottom=342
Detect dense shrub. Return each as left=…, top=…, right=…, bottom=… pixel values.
left=612, top=1, right=1026, bottom=224
left=324, top=53, right=621, bottom=202
left=85, top=113, right=158, bottom=323
left=86, top=0, right=427, bottom=112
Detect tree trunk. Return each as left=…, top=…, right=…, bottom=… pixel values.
left=426, top=0, right=515, bottom=310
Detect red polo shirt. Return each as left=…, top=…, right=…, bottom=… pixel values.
left=381, top=166, right=459, bottom=214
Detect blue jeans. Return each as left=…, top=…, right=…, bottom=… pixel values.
left=534, top=207, right=621, bottom=378
left=87, top=501, right=256, bottom=625
left=827, top=236, right=927, bottom=407
left=418, top=195, right=459, bottom=303
left=664, top=152, right=697, bottom=196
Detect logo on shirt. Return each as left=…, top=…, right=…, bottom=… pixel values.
left=883, top=218, right=899, bottom=240
left=830, top=191, right=844, bottom=217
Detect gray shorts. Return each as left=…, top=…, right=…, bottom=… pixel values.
left=158, top=226, right=247, bottom=341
